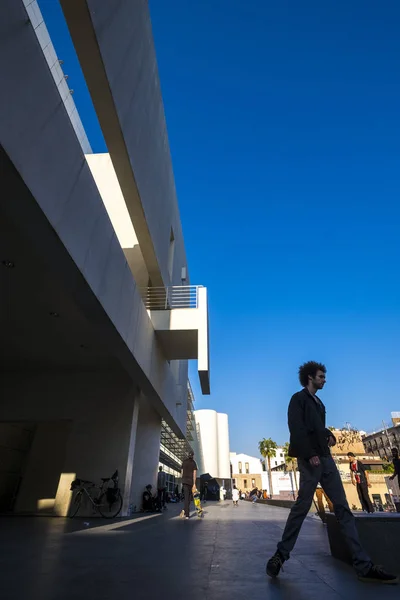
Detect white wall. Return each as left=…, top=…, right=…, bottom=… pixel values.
left=230, top=452, right=263, bottom=475
left=269, top=471, right=299, bottom=497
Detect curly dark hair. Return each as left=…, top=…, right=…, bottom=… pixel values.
left=298, top=361, right=326, bottom=387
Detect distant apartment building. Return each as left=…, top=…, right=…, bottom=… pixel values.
left=263, top=447, right=286, bottom=471
left=0, top=1, right=210, bottom=516
left=230, top=452, right=299, bottom=499
left=230, top=452, right=266, bottom=492
left=329, top=427, right=397, bottom=510
left=361, top=413, right=400, bottom=460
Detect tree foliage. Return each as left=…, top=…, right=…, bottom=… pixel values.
left=258, top=438, right=278, bottom=459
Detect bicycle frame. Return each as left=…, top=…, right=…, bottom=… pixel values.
left=77, top=481, right=108, bottom=511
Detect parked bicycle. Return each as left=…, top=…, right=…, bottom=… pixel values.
left=69, top=470, right=123, bottom=518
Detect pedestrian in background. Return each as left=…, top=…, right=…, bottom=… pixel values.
left=347, top=453, right=374, bottom=513
left=180, top=451, right=197, bottom=519
left=389, top=447, right=400, bottom=484
left=157, top=466, right=167, bottom=511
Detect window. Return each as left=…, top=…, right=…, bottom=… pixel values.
left=251, top=479, right=256, bottom=487
left=238, top=462, right=242, bottom=474
left=245, top=462, right=249, bottom=474
left=243, top=479, right=248, bottom=488
left=280, top=453, right=284, bottom=458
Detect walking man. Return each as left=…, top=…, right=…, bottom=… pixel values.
left=180, top=450, right=197, bottom=519
left=347, top=453, right=374, bottom=513
left=266, top=361, right=398, bottom=584
left=157, top=465, right=167, bottom=511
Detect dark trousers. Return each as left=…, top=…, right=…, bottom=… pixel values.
left=183, top=484, right=192, bottom=517
left=157, top=488, right=166, bottom=508
left=357, top=483, right=374, bottom=513
left=277, top=455, right=372, bottom=576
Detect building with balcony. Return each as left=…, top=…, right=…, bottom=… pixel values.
left=362, top=414, right=400, bottom=461
left=0, top=0, right=210, bottom=516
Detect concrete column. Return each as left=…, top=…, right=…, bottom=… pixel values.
left=120, top=394, right=140, bottom=515
left=130, top=395, right=162, bottom=511
left=56, top=380, right=139, bottom=516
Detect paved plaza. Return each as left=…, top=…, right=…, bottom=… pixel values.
left=0, top=501, right=398, bottom=600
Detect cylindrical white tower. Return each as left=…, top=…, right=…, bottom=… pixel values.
left=194, top=410, right=219, bottom=476
left=193, top=410, right=231, bottom=481
left=217, top=413, right=230, bottom=479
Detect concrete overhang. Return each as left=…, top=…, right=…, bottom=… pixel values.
left=60, top=0, right=164, bottom=287
left=145, top=287, right=210, bottom=395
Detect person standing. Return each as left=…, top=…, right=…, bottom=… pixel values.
left=232, top=485, right=239, bottom=507
left=180, top=450, right=197, bottom=519
left=347, top=453, right=374, bottom=513
left=202, top=480, right=208, bottom=503
left=157, top=465, right=167, bottom=511
left=266, top=361, right=398, bottom=584
left=389, top=447, right=400, bottom=484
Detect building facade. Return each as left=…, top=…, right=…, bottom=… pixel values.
left=230, top=452, right=266, bottom=492
left=361, top=414, right=400, bottom=461
left=0, top=0, right=210, bottom=516
left=329, top=428, right=396, bottom=510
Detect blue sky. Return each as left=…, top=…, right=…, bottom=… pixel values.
left=40, top=1, right=400, bottom=457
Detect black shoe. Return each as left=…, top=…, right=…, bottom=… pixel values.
left=266, top=551, right=285, bottom=578
left=358, top=565, right=399, bottom=584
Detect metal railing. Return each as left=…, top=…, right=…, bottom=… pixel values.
left=143, top=286, right=201, bottom=310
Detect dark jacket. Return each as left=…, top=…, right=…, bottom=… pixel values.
left=288, top=388, right=336, bottom=460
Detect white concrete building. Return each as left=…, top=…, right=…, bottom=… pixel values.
left=264, top=447, right=286, bottom=471
left=0, top=1, right=210, bottom=516
left=231, top=451, right=299, bottom=498
left=192, top=410, right=231, bottom=489
left=230, top=452, right=269, bottom=492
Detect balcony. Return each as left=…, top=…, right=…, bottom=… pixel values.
left=144, top=286, right=210, bottom=394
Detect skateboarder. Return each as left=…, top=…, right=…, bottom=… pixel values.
left=266, top=361, right=398, bottom=584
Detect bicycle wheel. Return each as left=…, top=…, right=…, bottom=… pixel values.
left=69, top=490, right=83, bottom=518
left=97, top=490, right=123, bottom=518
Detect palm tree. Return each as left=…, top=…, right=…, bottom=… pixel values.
left=283, top=441, right=298, bottom=496
left=258, top=438, right=278, bottom=498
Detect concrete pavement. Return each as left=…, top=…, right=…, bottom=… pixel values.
left=0, top=500, right=398, bottom=599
